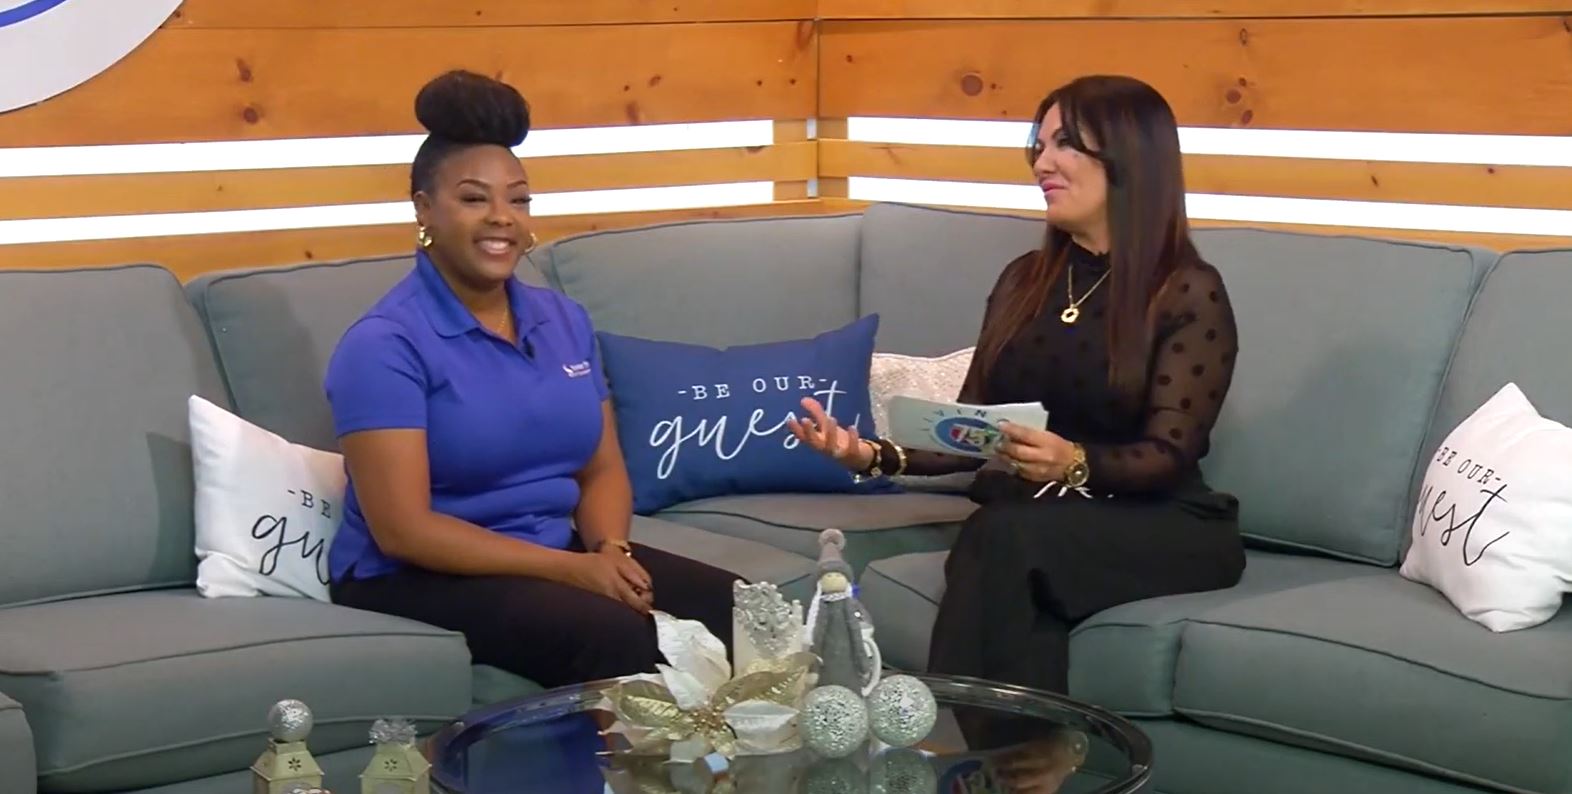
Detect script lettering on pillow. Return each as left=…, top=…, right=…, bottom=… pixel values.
left=190, top=396, right=346, bottom=600
left=652, top=376, right=855, bottom=479
left=1400, top=383, right=1572, bottom=632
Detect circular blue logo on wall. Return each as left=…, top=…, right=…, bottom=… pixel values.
left=0, top=0, right=70, bottom=27
left=0, top=0, right=182, bottom=113
left=934, top=416, right=1001, bottom=455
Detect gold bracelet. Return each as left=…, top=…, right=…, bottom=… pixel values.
left=889, top=440, right=909, bottom=476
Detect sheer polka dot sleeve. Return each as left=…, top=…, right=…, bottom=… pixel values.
left=1081, top=264, right=1238, bottom=494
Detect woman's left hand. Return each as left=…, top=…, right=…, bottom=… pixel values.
left=996, top=423, right=1076, bottom=483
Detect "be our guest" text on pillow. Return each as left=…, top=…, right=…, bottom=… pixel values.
left=1401, top=383, right=1572, bottom=632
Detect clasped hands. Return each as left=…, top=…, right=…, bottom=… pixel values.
left=785, top=397, right=1076, bottom=483
left=572, top=542, right=655, bottom=614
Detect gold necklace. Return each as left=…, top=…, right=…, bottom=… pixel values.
left=490, top=305, right=512, bottom=338
left=1061, top=262, right=1111, bottom=325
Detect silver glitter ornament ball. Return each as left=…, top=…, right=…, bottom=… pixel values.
left=866, top=676, right=937, bottom=748
left=802, top=756, right=868, bottom=794
left=267, top=699, right=314, bottom=743
left=800, top=685, right=869, bottom=759
left=870, top=747, right=938, bottom=794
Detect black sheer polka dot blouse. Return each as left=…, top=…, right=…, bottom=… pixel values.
left=902, top=241, right=1239, bottom=497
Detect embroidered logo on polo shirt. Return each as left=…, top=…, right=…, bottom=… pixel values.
left=563, top=361, right=593, bottom=378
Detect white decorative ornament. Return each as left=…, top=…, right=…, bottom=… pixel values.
left=597, top=612, right=811, bottom=762
left=732, top=580, right=808, bottom=674
left=800, top=686, right=870, bottom=759
left=866, top=676, right=938, bottom=748
left=189, top=396, right=345, bottom=601
left=1400, top=383, right=1572, bottom=632
left=0, top=0, right=183, bottom=113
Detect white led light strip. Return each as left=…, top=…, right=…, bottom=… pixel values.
left=847, top=117, right=1572, bottom=167
left=0, top=183, right=777, bottom=245
left=4, top=117, right=1570, bottom=243
left=845, top=118, right=1572, bottom=237
left=0, top=120, right=776, bottom=178
left=848, top=177, right=1572, bottom=237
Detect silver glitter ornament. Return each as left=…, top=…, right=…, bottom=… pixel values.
left=870, top=747, right=937, bottom=794
left=866, top=676, right=937, bottom=748
left=800, top=685, right=869, bottom=759
left=802, top=756, right=868, bottom=794
left=268, top=699, right=315, bottom=743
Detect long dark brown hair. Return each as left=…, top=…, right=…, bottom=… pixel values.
left=975, top=75, right=1199, bottom=402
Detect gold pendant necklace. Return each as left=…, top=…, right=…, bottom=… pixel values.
left=1061, top=263, right=1111, bottom=325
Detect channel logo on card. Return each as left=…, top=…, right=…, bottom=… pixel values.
left=933, top=416, right=1001, bottom=455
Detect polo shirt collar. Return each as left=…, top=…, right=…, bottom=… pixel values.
left=414, top=248, right=548, bottom=339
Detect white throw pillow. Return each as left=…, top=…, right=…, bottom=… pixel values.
left=869, top=348, right=977, bottom=489
left=1400, top=383, right=1572, bottom=632
left=189, top=395, right=345, bottom=600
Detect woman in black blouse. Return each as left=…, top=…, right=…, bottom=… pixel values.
left=788, top=75, right=1246, bottom=699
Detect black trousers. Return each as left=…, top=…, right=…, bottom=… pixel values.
left=929, top=483, right=1245, bottom=697
left=330, top=541, right=741, bottom=688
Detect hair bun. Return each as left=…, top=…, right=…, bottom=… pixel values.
left=414, top=70, right=530, bottom=148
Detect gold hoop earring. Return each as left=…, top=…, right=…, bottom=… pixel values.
left=523, top=230, right=539, bottom=254
left=416, top=225, right=433, bottom=248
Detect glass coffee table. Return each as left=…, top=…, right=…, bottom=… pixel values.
left=426, top=672, right=1152, bottom=793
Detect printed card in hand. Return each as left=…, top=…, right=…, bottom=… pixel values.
left=886, top=395, right=1049, bottom=459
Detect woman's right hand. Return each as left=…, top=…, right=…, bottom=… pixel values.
left=787, top=397, right=875, bottom=472
left=563, top=552, right=651, bottom=614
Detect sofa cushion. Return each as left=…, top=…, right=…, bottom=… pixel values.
left=658, top=493, right=973, bottom=574
left=857, top=549, right=1382, bottom=695
left=1415, top=248, right=1572, bottom=560
left=1132, top=718, right=1506, bottom=794
left=187, top=255, right=551, bottom=451
left=1175, top=573, right=1572, bottom=793
left=0, top=265, right=230, bottom=608
left=1070, top=551, right=1383, bottom=717
left=185, top=255, right=411, bottom=451
left=0, top=691, right=36, bottom=794
left=539, top=213, right=863, bottom=348
left=857, top=550, right=947, bottom=670
left=1192, top=229, right=1493, bottom=565
left=0, top=590, right=470, bottom=793
left=129, top=745, right=375, bottom=794
left=858, top=203, right=1042, bottom=356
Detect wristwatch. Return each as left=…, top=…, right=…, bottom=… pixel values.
left=1063, top=443, right=1091, bottom=488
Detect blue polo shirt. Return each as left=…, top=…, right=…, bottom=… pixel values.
left=324, top=250, right=609, bottom=582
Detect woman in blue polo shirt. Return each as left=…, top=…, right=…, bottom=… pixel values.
left=324, top=70, right=740, bottom=687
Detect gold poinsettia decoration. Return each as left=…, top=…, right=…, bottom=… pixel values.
left=598, top=613, right=814, bottom=763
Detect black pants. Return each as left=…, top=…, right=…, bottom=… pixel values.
left=929, top=484, right=1245, bottom=696
left=331, top=541, right=741, bottom=688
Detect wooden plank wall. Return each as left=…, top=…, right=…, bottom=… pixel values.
left=2, top=1, right=1569, bottom=278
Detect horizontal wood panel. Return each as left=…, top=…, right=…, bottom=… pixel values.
left=820, top=140, right=1572, bottom=210
left=821, top=17, right=1572, bottom=135
left=819, top=197, right=1572, bottom=252
left=0, top=144, right=817, bottom=220
left=820, top=1, right=1572, bottom=18
left=0, top=200, right=846, bottom=280
left=0, top=22, right=815, bottom=146
left=168, top=0, right=816, bottom=27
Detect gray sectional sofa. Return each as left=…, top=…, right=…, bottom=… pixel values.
left=0, top=201, right=1567, bottom=793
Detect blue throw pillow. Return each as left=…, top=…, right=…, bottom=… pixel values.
left=597, top=315, right=898, bottom=514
